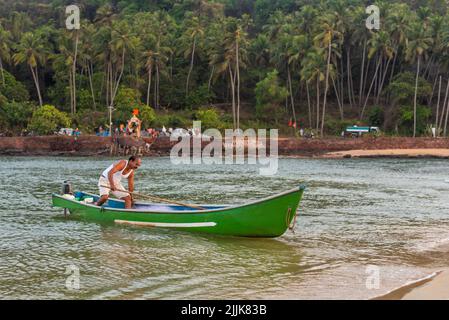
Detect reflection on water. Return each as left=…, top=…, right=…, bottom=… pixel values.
left=1, top=157, right=449, bottom=299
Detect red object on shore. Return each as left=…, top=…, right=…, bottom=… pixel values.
left=288, top=119, right=293, bottom=127
left=293, top=121, right=297, bottom=128
left=133, top=108, right=139, bottom=116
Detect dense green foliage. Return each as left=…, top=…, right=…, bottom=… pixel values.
left=0, top=0, right=449, bottom=136
left=195, top=107, right=222, bottom=129
left=28, top=104, right=71, bottom=135
left=255, top=70, right=288, bottom=123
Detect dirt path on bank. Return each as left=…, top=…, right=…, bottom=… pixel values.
left=322, top=149, right=449, bottom=158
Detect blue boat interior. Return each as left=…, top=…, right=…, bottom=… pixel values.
left=74, top=191, right=227, bottom=211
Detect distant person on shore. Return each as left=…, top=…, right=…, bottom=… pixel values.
left=73, top=128, right=80, bottom=137
left=96, top=126, right=104, bottom=136
left=95, top=156, right=142, bottom=209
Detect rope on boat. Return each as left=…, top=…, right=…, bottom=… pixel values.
left=286, top=207, right=299, bottom=233
left=285, top=207, right=292, bottom=228
left=289, top=212, right=299, bottom=233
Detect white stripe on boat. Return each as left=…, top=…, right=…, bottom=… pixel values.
left=114, top=220, right=216, bottom=228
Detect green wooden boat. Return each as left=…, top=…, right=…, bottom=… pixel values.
left=51, top=185, right=305, bottom=237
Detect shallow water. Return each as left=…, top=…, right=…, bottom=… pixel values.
left=1, top=156, right=449, bottom=299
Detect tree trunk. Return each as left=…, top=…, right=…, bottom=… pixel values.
left=331, top=75, right=343, bottom=120
left=346, top=48, right=353, bottom=108
left=208, top=65, right=215, bottom=92
left=72, top=31, right=79, bottom=114
left=235, top=38, right=240, bottom=130
left=105, top=62, right=110, bottom=107
left=338, top=55, right=344, bottom=110
left=69, top=70, right=73, bottom=114
left=423, top=54, right=434, bottom=80
left=362, top=57, right=371, bottom=107
left=30, top=65, right=43, bottom=107
left=428, top=72, right=438, bottom=107
left=153, top=66, right=157, bottom=108
left=438, top=79, right=449, bottom=131
left=146, top=64, right=152, bottom=106
left=287, top=65, right=297, bottom=127
left=87, top=62, right=96, bottom=110
left=111, top=48, right=126, bottom=107
left=320, top=38, right=332, bottom=137
left=376, top=57, right=392, bottom=104
left=443, top=94, right=449, bottom=136
left=358, top=39, right=367, bottom=108
left=413, top=55, right=420, bottom=138
left=0, top=58, right=5, bottom=86
left=156, top=64, right=160, bottom=108
left=387, top=46, right=398, bottom=103
left=435, top=75, right=442, bottom=133
left=316, top=76, right=320, bottom=131
left=306, top=81, right=312, bottom=128
left=186, top=36, right=196, bottom=97
left=360, top=56, right=382, bottom=119
left=229, top=65, right=236, bottom=130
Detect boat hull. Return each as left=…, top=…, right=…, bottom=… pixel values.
left=52, top=186, right=305, bottom=237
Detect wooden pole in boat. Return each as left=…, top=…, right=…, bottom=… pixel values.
left=99, top=185, right=205, bottom=210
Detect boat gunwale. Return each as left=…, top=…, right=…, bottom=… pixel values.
left=52, top=185, right=305, bottom=215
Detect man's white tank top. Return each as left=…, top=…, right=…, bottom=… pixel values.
left=102, top=160, right=133, bottom=184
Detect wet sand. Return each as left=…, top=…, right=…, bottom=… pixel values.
left=323, top=148, right=449, bottom=158
left=373, top=270, right=449, bottom=300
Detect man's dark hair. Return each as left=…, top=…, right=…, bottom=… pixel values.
left=129, top=156, right=140, bottom=162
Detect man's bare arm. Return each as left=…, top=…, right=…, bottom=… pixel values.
left=128, top=171, right=135, bottom=193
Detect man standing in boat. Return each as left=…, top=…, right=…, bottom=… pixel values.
left=95, top=156, right=142, bottom=209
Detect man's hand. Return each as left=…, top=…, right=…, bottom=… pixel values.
left=110, top=185, right=117, bottom=191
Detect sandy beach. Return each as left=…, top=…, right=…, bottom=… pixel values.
left=323, top=148, right=449, bottom=158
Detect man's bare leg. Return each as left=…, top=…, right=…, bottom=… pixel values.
left=96, top=195, right=109, bottom=206
left=122, top=195, right=132, bottom=209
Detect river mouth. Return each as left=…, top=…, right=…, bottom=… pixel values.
left=1, top=156, right=448, bottom=299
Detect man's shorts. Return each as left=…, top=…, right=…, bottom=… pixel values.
left=98, top=176, right=129, bottom=199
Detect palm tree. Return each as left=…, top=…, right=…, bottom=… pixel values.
left=405, top=21, right=432, bottom=137
left=0, top=25, right=12, bottom=86
left=70, top=29, right=79, bottom=114
left=13, top=32, right=48, bottom=106
left=143, top=49, right=155, bottom=107
left=109, top=20, right=140, bottom=107
left=182, top=15, right=204, bottom=96
left=249, top=34, right=271, bottom=72
left=300, top=48, right=326, bottom=131
left=385, top=3, right=410, bottom=100
left=56, top=30, right=79, bottom=114
left=290, top=34, right=311, bottom=127
left=270, top=26, right=295, bottom=131
left=211, top=17, right=248, bottom=129
left=138, top=11, right=175, bottom=109
left=9, top=12, right=32, bottom=42
left=360, top=30, right=395, bottom=118
left=78, top=22, right=97, bottom=110
left=314, top=12, right=342, bottom=136
left=52, top=33, right=76, bottom=113
left=233, top=18, right=249, bottom=130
